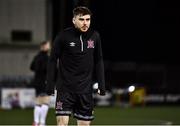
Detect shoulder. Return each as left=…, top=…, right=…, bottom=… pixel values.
left=90, top=29, right=100, bottom=37
left=32, top=53, right=41, bottom=62
left=62, top=27, right=74, bottom=34
left=37, top=52, right=46, bottom=59
left=35, top=52, right=41, bottom=58
left=91, top=30, right=100, bottom=39
left=56, top=27, right=74, bottom=38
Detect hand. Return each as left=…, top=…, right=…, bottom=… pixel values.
left=98, top=89, right=106, bottom=96
left=97, top=89, right=100, bottom=94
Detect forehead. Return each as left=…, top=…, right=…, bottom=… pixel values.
left=74, top=14, right=91, bottom=19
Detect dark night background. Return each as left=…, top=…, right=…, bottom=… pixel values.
left=91, top=0, right=180, bottom=64
left=52, top=0, right=180, bottom=92
left=53, top=0, right=180, bottom=63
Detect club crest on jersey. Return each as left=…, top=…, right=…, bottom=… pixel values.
left=87, top=39, right=94, bottom=48
left=69, top=42, right=75, bottom=47
left=56, top=101, right=63, bottom=110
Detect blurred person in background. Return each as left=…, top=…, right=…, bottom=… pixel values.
left=46, top=6, right=106, bottom=126
left=30, top=40, right=51, bottom=126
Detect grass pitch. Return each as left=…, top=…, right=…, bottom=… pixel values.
left=0, top=106, right=180, bottom=125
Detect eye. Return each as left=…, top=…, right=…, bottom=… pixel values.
left=86, top=18, right=90, bottom=21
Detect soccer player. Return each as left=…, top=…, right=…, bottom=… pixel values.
left=30, top=40, right=51, bottom=126
left=46, top=6, right=106, bottom=126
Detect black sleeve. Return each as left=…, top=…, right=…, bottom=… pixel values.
left=30, top=55, right=42, bottom=72
left=30, top=55, right=37, bottom=71
left=46, top=33, right=64, bottom=95
left=94, top=32, right=106, bottom=95
left=30, top=54, right=47, bottom=73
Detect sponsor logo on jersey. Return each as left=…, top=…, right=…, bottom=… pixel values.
left=69, top=42, right=75, bottom=47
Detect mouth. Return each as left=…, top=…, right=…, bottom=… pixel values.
left=82, top=26, right=87, bottom=29
left=81, top=26, right=88, bottom=31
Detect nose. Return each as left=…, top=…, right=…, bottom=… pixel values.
left=83, top=20, right=87, bottom=25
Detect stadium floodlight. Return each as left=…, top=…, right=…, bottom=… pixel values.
left=128, top=85, right=135, bottom=92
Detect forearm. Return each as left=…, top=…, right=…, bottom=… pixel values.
left=46, top=55, right=58, bottom=95
left=95, top=59, right=106, bottom=95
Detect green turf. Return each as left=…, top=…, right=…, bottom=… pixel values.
left=0, top=106, right=180, bottom=125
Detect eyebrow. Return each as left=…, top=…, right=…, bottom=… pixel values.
left=78, top=17, right=91, bottom=21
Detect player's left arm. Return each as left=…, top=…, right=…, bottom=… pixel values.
left=94, top=32, right=106, bottom=96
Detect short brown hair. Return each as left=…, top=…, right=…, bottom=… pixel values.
left=73, top=6, right=92, bottom=17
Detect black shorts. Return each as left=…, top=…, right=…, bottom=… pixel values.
left=55, top=91, right=94, bottom=121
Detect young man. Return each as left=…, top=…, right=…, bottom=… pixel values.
left=30, top=41, right=51, bottom=126
left=46, top=6, right=106, bottom=126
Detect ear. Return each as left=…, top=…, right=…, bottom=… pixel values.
left=72, top=17, right=75, bottom=24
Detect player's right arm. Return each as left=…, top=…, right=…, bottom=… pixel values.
left=46, top=33, right=64, bottom=95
